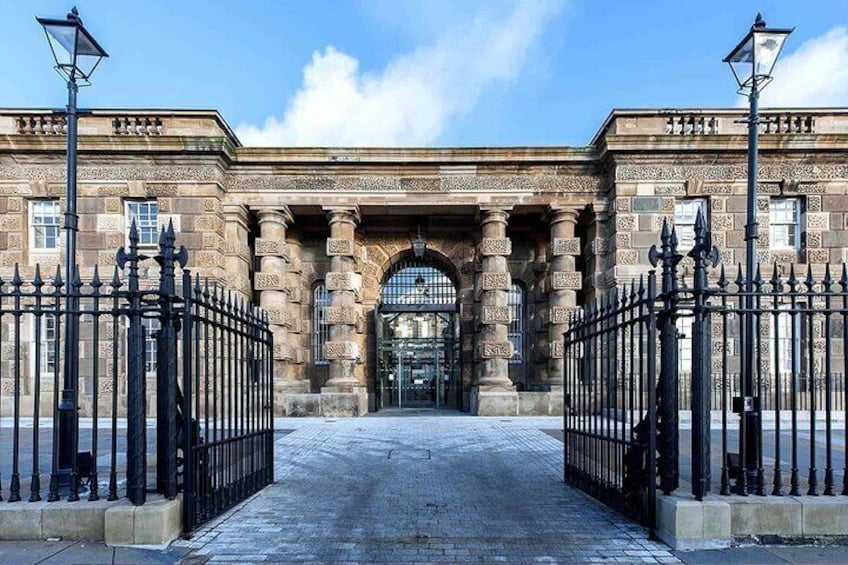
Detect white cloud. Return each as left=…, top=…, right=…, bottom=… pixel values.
left=758, top=27, right=848, bottom=107
left=236, top=0, right=562, bottom=147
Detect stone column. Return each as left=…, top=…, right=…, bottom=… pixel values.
left=254, top=207, right=306, bottom=415
left=472, top=206, right=519, bottom=416
left=547, top=206, right=581, bottom=404
left=285, top=230, right=307, bottom=384
left=222, top=204, right=251, bottom=299
left=533, top=237, right=550, bottom=388
left=320, top=206, right=367, bottom=417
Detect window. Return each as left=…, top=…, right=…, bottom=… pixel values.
left=770, top=198, right=801, bottom=250
left=770, top=310, right=799, bottom=375
left=677, top=315, right=693, bottom=374
left=30, top=200, right=61, bottom=251
left=126, top=201, right=159, bottom=246
left=35, top=315, right=58, bottom=376
left=674, top=199, right=708, bottom=251
left=141, top=317, right=159, bottom=376
left=507, top=283, right=524, bottom=364
left=312, top=283, right=330, bottom=365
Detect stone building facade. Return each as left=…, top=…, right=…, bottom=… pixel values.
left=1, top=108, right=846, bottom=416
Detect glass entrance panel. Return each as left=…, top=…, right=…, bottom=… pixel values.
left=377, top=312, right=459, bottom=409
left=376, top=258, right=460, bottom=410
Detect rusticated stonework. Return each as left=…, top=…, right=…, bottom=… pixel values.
left=550, top=272, right=582, bottom=290
left=549, top=306, right=577, bottom=325
left=479, top=272, right=511, bottom=291
left=324, top=341, right=360, bottom=360
left=324, top=306, right=358, bottom=326
left=477, top=341, right=514, bottom=359
left=480, top=305, right=511, bottom=325
left=255, top=238, right=291, bottom=259
left=479, top=238, right=512, bottom=257
left=254, top=272, right=283, bottom=290
left=551, top=238, right=581, bottom=256
left=326, top=271, right=362, bottom=292
left=326, top=238, right=355, bottom=256
left=548, top=341, right=564, bottom=359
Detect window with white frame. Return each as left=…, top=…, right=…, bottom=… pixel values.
left=141, top=317, right=159, bottom=376
left=312, top=283, right=330, bottom=365
left=674, top=199, right=708, bottom=251
left=770, top=198, right=801, bottom=250
left=126, top=201, right=159, bottom=246
left=35, top=314, right=58, bottom=376
left=769, top=310, right=799, bottom=375
left=507, top=282, right=524, bottom=364
left=30, top=200, right=61, bottom=251
left=677, top=315, right=693, bottom=374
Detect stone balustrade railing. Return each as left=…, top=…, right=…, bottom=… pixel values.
left=599, top=109, right=848, bottom=142
left=16, top=114, right=67, bottom=135
left=113, top=116, right=164, bottom=136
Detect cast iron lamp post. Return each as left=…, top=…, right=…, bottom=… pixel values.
left=724, top=13, right=792, bottom=494
left=37, top=7, right=108, bottom=496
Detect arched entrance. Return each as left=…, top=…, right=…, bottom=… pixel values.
left=376, top=255, right=461, bottom=410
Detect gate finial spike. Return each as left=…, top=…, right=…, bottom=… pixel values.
left=110, top=265, right=121, bottom=289
left=841, top=263, right=848, bottom=288
left=12, top=263, right=22, bottom=289
left=754, top=262, right=763, bottom=288
left=824, top=262, right=832, bottom=287
left=53, top=265, right=63, bottom=289
left=91, top=264, right=102, bottom=290
left=718, top=264, right=727, bottom=288
left=33, top=264, right=44, bottom=288
left=770, top=262, right=781, bottom=289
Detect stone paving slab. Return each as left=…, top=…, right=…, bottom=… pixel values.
left=176, top=416, right=676, bottom=564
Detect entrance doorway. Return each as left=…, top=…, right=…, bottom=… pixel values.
left=376, top=257, right=460, bottom=410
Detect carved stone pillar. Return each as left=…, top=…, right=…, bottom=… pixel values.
left=285, top=230, right=307, bottom=384
left=547, top=206, right=581, bottom=394
left=472, top=206, right=518, bottom=415
left=254, top=207, right=306, bottom=415
left=222, top=204, right=251, bottom=299
left=533, top=237, right=549, bottom=387
left=320, top=206, right=367, bottom=416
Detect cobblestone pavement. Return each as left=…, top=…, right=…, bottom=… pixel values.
left=175, top=414, right=679, bottom=564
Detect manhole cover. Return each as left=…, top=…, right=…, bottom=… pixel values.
left=388, top=449, right=431, bottom=460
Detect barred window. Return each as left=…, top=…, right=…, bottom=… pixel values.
left=770, top=311, right=799, bottom=375
left=141, top=317, right=159, bottom=376
left=30, top=200, right=61, bottom=251
left=507, top=282, right=524, bottom=364
left=126, top=201, right=159, bottom=246
left=313, top=283, right=330, bottom=365
left=677, top=315, right=693, bottom=374
left=674, top=198, right=708, bottom=251
left=770, top=198, right=801, bottom=250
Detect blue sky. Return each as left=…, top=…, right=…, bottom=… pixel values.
left=2, top=0, right=847, bottom=146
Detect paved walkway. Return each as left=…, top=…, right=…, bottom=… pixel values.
left=2, top=412, right=848, bottom=564
left=175, top=414, right=676, bottom=564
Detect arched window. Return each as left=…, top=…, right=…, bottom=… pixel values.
left=312, top=283, right=330, bottom=365
left=507, top=282, right=524, bottom=364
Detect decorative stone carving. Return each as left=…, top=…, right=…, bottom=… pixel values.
left=550, top=272, right=582, bottom=290
left=479, top=272, right=511, bottom=291
left=551, top=238, right=581, bottom=256
left=326, top=238, right=355, bottom=256
left=549, top=307, right=576, bottom=325
left=326, top=271, right=363, bottom=293
left=614, top=214, right=635, bottom=231
left=324, top=341, right=360, bottom=360
left=254, top=272, right=284, bottom=290
left=255, top=238, right=291, bottom=259
left=324, top=306, right=358, bottom=326
left=477, top=341, right=514, bottom=359
left=480, top=305, right=511, bottom=325
left=479, top=238, right=512, bottom=256
left=807, top=249, right=830, bottom=264
left=805, top=212, right=829, bottom=230
left=548, top=341, right=564, bottom=359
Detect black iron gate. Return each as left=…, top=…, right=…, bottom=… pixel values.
left=563, top=270, right=658, bottom=530
left=0, top=219, right=273, bottom=537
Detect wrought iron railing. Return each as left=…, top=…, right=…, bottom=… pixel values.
left=0, top=222, right=273, bottom=536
